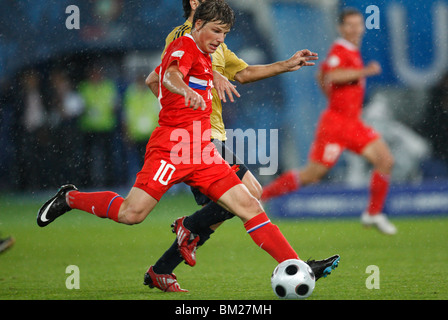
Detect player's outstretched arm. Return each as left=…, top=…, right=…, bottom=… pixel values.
left=325, top=61, right=382, bottom=84
left=284, top=49, right=319, bottom=71
left=233, top=49, right=318, bottom=84
left=163, top=64, right=206, bottom=110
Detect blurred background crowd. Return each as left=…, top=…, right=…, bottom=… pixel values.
left=0, top=0, right=447, bottom=193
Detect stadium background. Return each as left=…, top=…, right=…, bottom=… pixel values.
left=1, top=0, right=448, bottom=302
left=1, top=0, right=447, bottom=218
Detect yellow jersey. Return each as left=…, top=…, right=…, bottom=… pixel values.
left=162, top=20, right=248, bottom=141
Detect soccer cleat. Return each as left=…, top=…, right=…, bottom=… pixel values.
left=171, top=216, right=200, bottom=267
left=36, top=184, right=78, bottom=227
left=306, top=254, right=340, bottom=281
left=0, top=236, right=15, bottom=254
left=143, top=266, right=188, bottom=292
left=361, top=212, right=397, bottom=235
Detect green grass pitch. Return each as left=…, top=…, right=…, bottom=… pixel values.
left=1, top=191, right=447, bottom=300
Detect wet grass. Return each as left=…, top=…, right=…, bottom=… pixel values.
left=1, top=191, right=447, bottom=301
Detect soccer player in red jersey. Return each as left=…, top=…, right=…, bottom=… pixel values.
left=141, top=0, right=339, bottom=292
left=261, top=8, right=397, bottom=235
left=37, top=0, right=335, bottom=292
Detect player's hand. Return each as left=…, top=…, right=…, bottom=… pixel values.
left=213, top=70, right=241, bottom=103
left=365, top=61, right=382, bottom=76
left=184, top=89, right=206, bottom=110
left=286, top=49, right=319, bottom=71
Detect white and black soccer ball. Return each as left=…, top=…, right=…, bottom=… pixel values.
left=271, top=259, right=316, bottom=299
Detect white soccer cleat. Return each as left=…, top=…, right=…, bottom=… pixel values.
left=361, top=212, right=397, bottom=235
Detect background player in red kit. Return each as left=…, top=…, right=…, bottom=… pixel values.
left=37, top=0, right=337, bottom=292
left=261, top=8, right=397, bottom=235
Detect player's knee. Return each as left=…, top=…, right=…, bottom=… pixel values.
left=247, top=181, right=263, bottom=200
left=240, top=194, right=263, bottom=214
left=309, top=175, right=323, bottom=184
left=242, top=173, right=263, bottom=200
left=387, top=153, right=395, bottom=170
left=300, top=170, right=325, bottom=185
left=119, top=203, right=147, bottom=225
left=377, top=153, right=395, bottom=173
left=125, top=213, right=145, bottom=225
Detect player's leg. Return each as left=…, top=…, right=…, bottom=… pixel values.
left=199, top=140, right=262, bottom=231
left=37, top=127, right=179, bottom=227
left=178, top=140, right=256, bottom=234
left=216, top=183, right=262, bottom=222
left=67, top=186, right=158, bottom=225
left=240, top=169, right=263, bottom=200
left=116, top=187, right=159, bottom=224
left=37, top=184, right=158, bottom=226
left=152, top=168, right=258, bottom=272
left=362, top=137, right=394, bottom=171
left=360, top=138, right=397, bottom=234
left=261, top=125, right=337, bottom=202
left=157, top=142, right=262, bottom=269
left=299, top=162, right=331, bottom=185
left=261, top=161, right=329, bottom=202
left=203, top=169, right=262, bottom=231
left=185, top=169, right=261, bottom=234
left=216, top=182, right=299, bottom=263
left=260, top=169, right=300, bottom=202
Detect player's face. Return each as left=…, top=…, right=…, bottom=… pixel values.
left=339, top=14, right=365, bottom=46
left=194, top=20, right=230, bottom=54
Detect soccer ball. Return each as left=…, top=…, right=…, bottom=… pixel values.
left=271, top=259, right=316, bottom=299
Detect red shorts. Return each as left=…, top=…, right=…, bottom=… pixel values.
left=309, top=110, right=380, bottom=167
left=134, top=126, right=241, bottom=201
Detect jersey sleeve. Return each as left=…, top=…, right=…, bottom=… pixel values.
left=161, top=21, right=192, bottom=60
left=220, top=43, right=248, bottom=81
left=162, top=38, right=196, bottom=78
left=321, top=45, right=355, bottom=73
left=321, top=47, right=341, bottom=73
left=154, top=64, right=161, bottom=75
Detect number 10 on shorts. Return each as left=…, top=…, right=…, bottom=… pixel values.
left=153, top=160, right=176, bottom=185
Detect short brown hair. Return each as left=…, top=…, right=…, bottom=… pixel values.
left=192, top=0, right=235, bottom=30
left=338, top=7, right=362, bottom=25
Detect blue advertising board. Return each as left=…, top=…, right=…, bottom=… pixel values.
left=341, top=0, right=448, bottom=88
left=267, top=180, right=448, bottom=218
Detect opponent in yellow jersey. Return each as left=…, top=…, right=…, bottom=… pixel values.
left=162, top=19, right=248, bottom=141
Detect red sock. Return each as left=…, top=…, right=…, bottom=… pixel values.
left=67, top=190, right=123, bottom=222
left=244, top=212, right=299, bottom=263
left=367, top=171, right=390, bottom=215
left=261, top=170, right=300, bottom=202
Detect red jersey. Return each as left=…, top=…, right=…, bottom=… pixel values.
left=134, top=36, right=240, bottom=202
left=320, top=38, right=365, bottom=118
left=157, top=34, right=214, bottom=136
